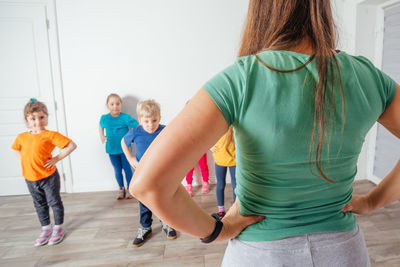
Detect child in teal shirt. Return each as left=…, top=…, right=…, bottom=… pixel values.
left=99, top=93, right=138, bottom=199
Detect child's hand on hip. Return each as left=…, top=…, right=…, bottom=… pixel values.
left=44, top=156, right=60, bottom=169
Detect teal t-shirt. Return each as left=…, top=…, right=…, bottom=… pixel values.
left=100, top=113, right=139, bottom=155
left=204, top=50, right=396, bottom=241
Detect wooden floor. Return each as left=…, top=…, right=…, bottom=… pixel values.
left=0, top=180, right=399, bottom=267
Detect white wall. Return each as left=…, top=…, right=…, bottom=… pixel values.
left=56, top=0, right=249, bottom=192
left=55, top=0, right=392, bottom=192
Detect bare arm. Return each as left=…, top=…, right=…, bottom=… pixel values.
left=366, top=160, right=400, bottom=210
left=343, top=160, right=400, bottom=215
left=343, top=83, right=400, bottom=214
left=44, top=141, right=77, bottom=169
left=121, top=139, right=138, bottom=169
left=129, top=89, right=263, bottom=241
left=99, top=125, right=107, bottom=144
left=377, top=83, right=400, bottom=138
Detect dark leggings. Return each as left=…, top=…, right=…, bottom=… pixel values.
left=215, top=164, right=236, bottom=206
left=25, top=170, right=64, bottom=226
left=109, top=153, right=133, bottom=188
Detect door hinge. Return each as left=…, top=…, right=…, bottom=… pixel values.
left=62, top=173, right=66, bottom=181
left=55, top=101, right=58, bottom=111
left=46, top=19, right=50, bottom=29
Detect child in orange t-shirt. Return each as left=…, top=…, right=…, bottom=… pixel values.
left=11, top=99, right=77, bottom=247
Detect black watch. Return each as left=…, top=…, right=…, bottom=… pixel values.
left=200, top=214, right=223, bottom=243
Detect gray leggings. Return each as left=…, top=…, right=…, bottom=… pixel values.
left=25, top=170, right=64, bottom=226
left=222, top=225, right=370, bottom=267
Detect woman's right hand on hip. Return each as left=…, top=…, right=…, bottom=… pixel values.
left=217, top=199, right=265, bottom=241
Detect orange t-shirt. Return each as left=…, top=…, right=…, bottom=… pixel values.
left=11, top=130, right=71, bottom=181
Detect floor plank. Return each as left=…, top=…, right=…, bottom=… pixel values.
left=0, top=180, right=399, bottom=266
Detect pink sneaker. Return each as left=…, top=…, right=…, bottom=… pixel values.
left=34, top=228, right=52, bottom=246
left=48, top=227, right=65, bottom=245
left=117, top=188, right=125, bottom=200
left=202, top=182, right=209, bottom=194
left=126, top=190, right=133, bottom=199
left=185, top=184, right=193, bottom=196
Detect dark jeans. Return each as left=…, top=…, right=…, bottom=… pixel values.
left=139, top=201, right=153, bottom=228
left=215, top=164, right=236, bottom=206
left=109, top=153, right=133, bottom=188
left=25, top=170, right=64, bottom=226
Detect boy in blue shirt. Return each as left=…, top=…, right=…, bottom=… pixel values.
left=121, top=99, right=177, bottom=247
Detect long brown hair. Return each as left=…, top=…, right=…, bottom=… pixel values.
left=223, top=126, right=235, bottom=154
left=227, top=0, right=345, bottom=183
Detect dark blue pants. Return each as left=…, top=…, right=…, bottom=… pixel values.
left=25, top=170, right=64, bottom=226
left=215, top=164, right=236, bottom=206
left=109, top=153, right=133, bottom=188
left=139, top=201, right=153, bottom=228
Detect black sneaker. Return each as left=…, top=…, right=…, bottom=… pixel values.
left=132, top=227, right=152, bottom=247
left=161, top=223, right=177, bottom=240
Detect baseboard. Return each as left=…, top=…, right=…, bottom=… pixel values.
left=367, top=175, right=382, bottom=185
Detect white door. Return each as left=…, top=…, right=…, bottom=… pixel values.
left=0, top=3, right=65, bottom=195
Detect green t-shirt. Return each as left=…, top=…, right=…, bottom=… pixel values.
left=204, top=50, right=396, bottom=241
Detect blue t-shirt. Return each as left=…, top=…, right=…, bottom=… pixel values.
left=123, top=124, right=165, bottom=161
left=100, top=113, right=139, bottom=155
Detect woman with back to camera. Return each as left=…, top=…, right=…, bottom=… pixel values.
left=128, top=0, right=400, bottom=266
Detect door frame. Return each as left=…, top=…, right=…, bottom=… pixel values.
left=0, top=0, right=73, bottom=192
